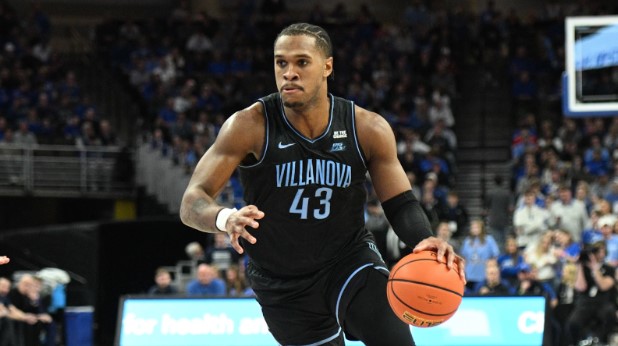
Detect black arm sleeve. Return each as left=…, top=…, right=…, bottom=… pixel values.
left=381, top=190, right=433, bottom=248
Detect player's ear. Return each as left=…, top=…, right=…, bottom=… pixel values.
left=323, top=57, right=333, bottom=79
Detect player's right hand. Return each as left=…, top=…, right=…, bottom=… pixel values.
left=224, top=205, right=264, bottom=254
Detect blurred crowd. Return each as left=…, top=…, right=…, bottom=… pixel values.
left=1, top=269, right=69, bottom=346
left=95, top=0, right=461, bottom=192
left=0, top=1, right=118, bottom=148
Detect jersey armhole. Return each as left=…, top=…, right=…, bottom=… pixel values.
left=350, top=101, right=368, bottom=169
left=239, top=99, right=269, bottom=168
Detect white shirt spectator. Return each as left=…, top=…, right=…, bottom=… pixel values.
left=524, top=232, right=558, bottom=282
left=428, top=93, right=454, bottom=127
left=513, top=192, right=550, bottom=248
left=549, top=187, right=589, bottom=243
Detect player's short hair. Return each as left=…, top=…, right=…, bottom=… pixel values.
left=275, top=22, right=333, bottom=58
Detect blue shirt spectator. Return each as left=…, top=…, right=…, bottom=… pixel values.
left=460, top=220, right=500, bottom=290
left=497, top=237, right=525, bottom=286
left=186, top=263, right=226, bottom=296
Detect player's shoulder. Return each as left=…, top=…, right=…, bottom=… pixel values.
left=216, top=101, right=266, bottom=155
left=353, top=104, right=393, bottom=138
left=229, top=101, right=265, bottom=128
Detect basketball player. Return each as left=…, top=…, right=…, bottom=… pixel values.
left=180, top=23, right=466, bottom=346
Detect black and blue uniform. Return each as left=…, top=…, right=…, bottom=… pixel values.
left=238, top=93, right=413, bottom=345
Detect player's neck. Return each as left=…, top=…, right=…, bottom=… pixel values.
left=284, top=95, right=330, bottom=139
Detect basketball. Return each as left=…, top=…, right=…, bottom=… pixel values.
left=387, top=250, right=464, bottom=328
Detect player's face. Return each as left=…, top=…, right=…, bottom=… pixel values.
left=274, top=35, right=333, bottom=110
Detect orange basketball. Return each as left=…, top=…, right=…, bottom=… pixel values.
left=387, top=250, right=464, bottom=328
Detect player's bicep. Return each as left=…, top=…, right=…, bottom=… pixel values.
left=369, top=151, right=411, bottom=202
left=361, top=114, right=411, bottom=201
left=188, top=112, right=259, bottom=197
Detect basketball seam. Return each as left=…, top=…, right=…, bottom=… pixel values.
left=388, top=278, right=463, bottom=297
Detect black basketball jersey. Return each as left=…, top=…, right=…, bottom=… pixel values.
left=238, top=93, right=371, bottom=277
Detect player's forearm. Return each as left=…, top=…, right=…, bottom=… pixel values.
left=180, top=188, right=224, bottom=233
left=382, top=190, right=433, bottom=247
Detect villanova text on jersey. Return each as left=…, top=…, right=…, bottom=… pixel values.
left=275, top=159, right=352, bottom=188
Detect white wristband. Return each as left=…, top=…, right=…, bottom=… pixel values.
left=215, top=208, right=237, bottom=232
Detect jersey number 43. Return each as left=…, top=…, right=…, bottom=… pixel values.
left=289, top=188, right=332, bottom=220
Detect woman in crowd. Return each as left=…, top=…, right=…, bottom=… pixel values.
left=460, top=219, right=500, bottom=291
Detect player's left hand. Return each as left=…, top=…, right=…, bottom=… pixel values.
left=413, top=236, right=466, bottom=284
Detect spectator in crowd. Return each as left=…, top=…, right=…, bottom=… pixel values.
left=513, top=188, right=550, bottom=250
left=574, top=181, right=595, bottom=215
left=550, top=184, right=589, bottom=243
left=424, top=119, right=457, bottom=174
left=435, top=221, right=461, bottom=253
left=523, top=231, right=558, bottom=288
left=594, top=198, right=613, bottom=218
left=8, top=274, right=52, bottom=346
left=185, top=263, right=226, bottom=297
left=438, top=191, right=469, bottom=240
left=596, top=214, right=618, bottom=267
left=13, top=121, right=38, bottom=147
left=0, top=277, right=18, bottom=346
left=0, top=257, right=8, bottom=265
left=184, top=241, right=206, bottom=263
left=428, top=92, right=454, bottom=127
left=396, top=129, right=430, bottom=156
left=555, top=262, right=578, bottom=345
left=147, top=267, right=178, bottom=295
left=514, top=263, right=560, bottom=345
left=204, top=232, right=241, bottom=276
left=537, top=119, right=563, bottom=153
left=514, top=156, right=540, bottom=197
left=603, top=179, right=618, bottom=213
left=590, top=171, right=612, bottom=200
left=497, top=236, right=526, bottom=287
left=460, top=219, right=500, bottom=292
left=581, top=209, right=605, bottom=247
left=224, top=265, right=253, bottom=297
left=552, top=228, right=581, bottom=283
left=419, top=149, right=451, bottom=187
left=484, top=174, right=513, bottom=250
left=472, top=260, right=514, bottom=295
left=35, top=268, right=70, bottom=346
left=583, top=135, right=610, bottom=178
left=511, top=126, right=538, bottom=163
left=565, top=241, right=616, bottom=346
left=514, top=178, right=546, bottom=209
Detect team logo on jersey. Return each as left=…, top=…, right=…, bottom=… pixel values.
left=333, top=130, right=347, bottom=139
left=330, top=143, right=346, bottom=152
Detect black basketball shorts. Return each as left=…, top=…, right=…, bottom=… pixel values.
left=246, top=240, right=389, bottom=345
